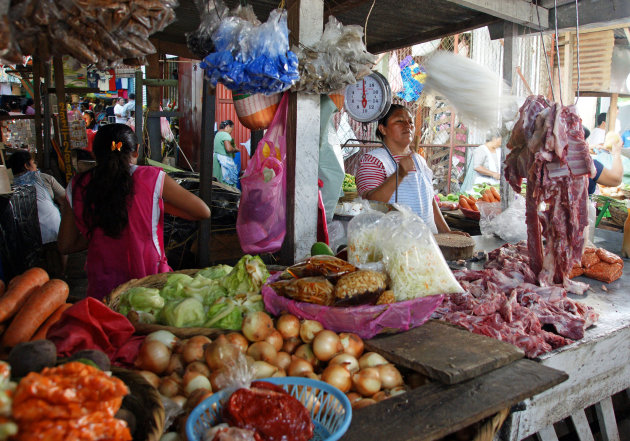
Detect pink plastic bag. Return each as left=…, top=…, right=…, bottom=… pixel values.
left=262, top=273, right=444, bottom=339
left=237, top=92, right=289, bottom=254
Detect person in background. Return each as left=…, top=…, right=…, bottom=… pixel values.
left=586, top=113, right=607, bottom=148
left=588, top=130, right=623, bottom=194
left=122, top=93, right=135, bottom=121
left=8, top=150, right=67, bottom=275
left=113, top=97, right=126, bottom=124
left=472, top=134, right=502, bottom=185
left=57, top=124, right=211, bottom=300
left=621, top=128, right=630, bottom=148
left=83, top=110, right=98, bottom=154
left=355, top=104, right=457, bottom=234
left=23, top=98, right=35, bottom=115
left=213, top=120, right=238, bottom=186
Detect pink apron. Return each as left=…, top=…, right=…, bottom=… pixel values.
left=69, top=165, right=171, bottom=300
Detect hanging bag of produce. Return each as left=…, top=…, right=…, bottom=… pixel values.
left=237, top=92, right=289, bottom=254
left=232, top=91, right=282, bottom=131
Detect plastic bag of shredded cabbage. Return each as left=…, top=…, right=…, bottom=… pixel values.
left=378, top=206, right=463, bottom=300
left=347, top=201, right=385, bottom=266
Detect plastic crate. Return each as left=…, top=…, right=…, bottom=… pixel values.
left=186, top=377, right=352, bottom=441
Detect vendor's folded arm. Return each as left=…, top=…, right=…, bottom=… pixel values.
left=162, top=175, right=211, bottom=220
left=362, top=170, right=408, bottom=202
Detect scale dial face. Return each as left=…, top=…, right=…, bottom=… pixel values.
left=344, top=72, right=392, bottom=123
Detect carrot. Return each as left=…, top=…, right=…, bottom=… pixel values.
left=459, top=196, right=471, bottom=210
left=490, top=186, right=501, bottom=201
left=466, top=195, right=477, bottom=203
left=0, top=268, right=49, bottom=323
left=31, top=303, right=72, bottom=341
left=481, top=193, right=491, bottom=202
left=0, top=279, right=4, bottom=296
left=469, top=201, right=479, bottom=211
left=2, top=279, right=69, bottom=347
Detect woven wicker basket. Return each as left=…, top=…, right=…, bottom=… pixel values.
left=609, top=205, right=628, bottom=227
left=112, top=367, right=165, bottom=441
left=104, top=269, right=228, bottom=339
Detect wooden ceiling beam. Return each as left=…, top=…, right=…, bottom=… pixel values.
left=325, top=0, right=375, bottom=17
left=444, top=0, right=548, bottom=29
left=368, top=15, right=499, bottom=54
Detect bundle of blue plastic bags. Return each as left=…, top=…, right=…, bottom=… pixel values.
left=200, top=8, right=299, bottom=95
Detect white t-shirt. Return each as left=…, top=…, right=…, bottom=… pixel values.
left=114, top=103, right=126, bottom=123
left=587, top=127, right=605, bottom=147
left=473, top=144, right=501, bottom=185
left=122, top=100, right=135, bottom=119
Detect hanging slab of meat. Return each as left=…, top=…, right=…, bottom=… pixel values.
left=222, top=381, right=314, bottom=441
left=505, top=95, right=595, bottom=288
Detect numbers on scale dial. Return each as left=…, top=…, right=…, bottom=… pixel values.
left=349, top=79, right=383, bottom=117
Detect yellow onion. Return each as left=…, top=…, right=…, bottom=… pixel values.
left=346, top=392, right=362, bottom=406
left=312, top=330, right=342, bottom=362
left=372, top=390, right=390, bottom=402
left=183, top=371, right=211, bottom=396
left=159, top=375, right=181, bottom=398
left=225, top=332, right=249, bottom=353
left=389, top=386, right=407, bottom=397
left=145, top=330, right=179, bottom=351
left=299, top=320, right=323, bottom=343
left=287, top=357, right=314, bottom=377
left=265, top=330, right=284, bottom=352
left=282, top=337, right=301, bottom=354
left=137, top=370, right=160, bottom=388
left=272, top=368, right=287, bottom=378
left=276, top=314, right=300, bottom=339
left=353, top=398, right=377, bottom=409
left=339, top=333, right=364, bottom=358
left=182, top=335, right=211, bottom=364
left=185, top=389, right=213, bottom=412
left=253, top=360, right=278, bottom=379
left=185, top=361, right=210, bottom=378
left=273, top=351, right=292, bottom=371
left=170, top=395, right=187, bottom=408
left=321, top=365, right=352, bottom=393
left=352, top=367, right=381, bottom=396
left=247, top=341, right=278, bottom=365
left=294, top=344, right=317, bottom=367
left=204, top=334, right=240, bottom=370
left=377, top=364, right=404, bottom=389
left=242, top=311, right=274, bottom=342
left=329, top=353, right=359, bottom=374
left=164, top=353, right=185, bottom=376
left=135, top=340, right=171, bottom=375
left=358, top=352, right=388, bottom=370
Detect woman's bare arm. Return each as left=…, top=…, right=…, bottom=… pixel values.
left=162, top=174, right=211, bottom=220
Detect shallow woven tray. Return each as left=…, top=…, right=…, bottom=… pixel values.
left=609, top=204, right=628, bottom=227
left=104, top=269, right=228, bottom=338
left=112, top=367, right=165, bottom=441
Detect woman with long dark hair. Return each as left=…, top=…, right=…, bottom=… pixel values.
left=58, top=124, right=210, bottom=300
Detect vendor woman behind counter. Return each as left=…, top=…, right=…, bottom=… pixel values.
left=355, top=104, right=454, bottom=234
left=58, top=124, right=210, bottom=300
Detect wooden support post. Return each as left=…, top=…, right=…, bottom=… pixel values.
left=135, top=70, right=144, bottom=160
left=561, top=33, right=574, bottom=106
left=146, top=53, right=162, bottom=162
left=283, top=0, right=323, bottom=264
left=42, top=62, right=52, bottom=171
left=608, top=94, right=618, bottom=133
left=198, top=76, right=215, bottom=267
left=500, top=21, right=516, bottom=210
left=569, top=410, right=595, bottom=441
left=537, top=426, right=559, bottom=441
left=594, top=397, right=620, bottom=441
left=53, top=57, right=72, bottom=184
left=32, top=56, right=43, bottom=167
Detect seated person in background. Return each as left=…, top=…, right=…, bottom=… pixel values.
left=586, top=113, right=607, bottom=148
left=472, top=134, right=502, bottom=185
left=588, top=131, right=623, bottom=194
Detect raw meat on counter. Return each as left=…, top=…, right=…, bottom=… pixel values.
left=504, top=95, right=594, bottom=289
left=434, top=242, right=599, bottom=358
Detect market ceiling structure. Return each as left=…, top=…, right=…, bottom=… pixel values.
left=152, top=0, right=630, bottom=55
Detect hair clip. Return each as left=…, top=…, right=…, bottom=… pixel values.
left=111, top=141, right=123, bottom=152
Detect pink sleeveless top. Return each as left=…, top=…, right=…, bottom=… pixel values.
left=68, top=165, right=171, bottom=300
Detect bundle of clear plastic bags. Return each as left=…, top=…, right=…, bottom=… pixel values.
left=347, top=203, right=462, bottom=300
left=479, top=195, right=527, bottom=243
left=291, top=16, right=377, bottom=94
left=185, top=0, right=230, bottom=59
left=200, top=8, right=299, bottom=95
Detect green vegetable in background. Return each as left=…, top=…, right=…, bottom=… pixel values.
left=197, top=264, right=233, bottom=280
left=204, top=300, right=243, bottom=330
left=160, top=297, right=206, bottom=327
left=117, top=287, right=165, bottom=321
left=222, top=255, right=270, bottom=295
left=342, top=173, right=357, bottom=192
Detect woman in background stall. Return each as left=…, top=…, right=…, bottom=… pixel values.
left=213, top=119, right=239, bottom=187
left=58, top=124, right=211, bottom=300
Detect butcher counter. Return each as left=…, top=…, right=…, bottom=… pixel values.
left=341, top=230, right=628, bottom=441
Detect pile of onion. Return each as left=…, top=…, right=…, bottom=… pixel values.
left=132, top=312, right=407, bottom=413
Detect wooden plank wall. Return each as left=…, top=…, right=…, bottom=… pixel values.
left=558, top=30, right=615, bottom=94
